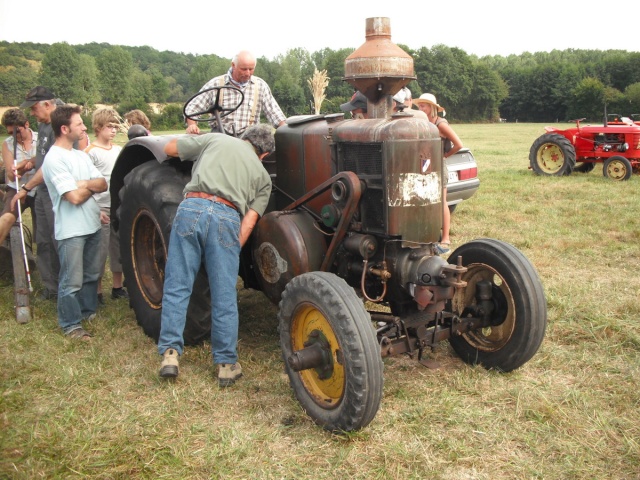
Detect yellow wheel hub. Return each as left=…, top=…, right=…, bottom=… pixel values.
left=536, top=143, right=565, bottom=174
left=291, top=304, right=345, bottom=407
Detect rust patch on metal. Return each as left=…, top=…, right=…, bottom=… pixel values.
left=256, top=242, right=288, bottom=284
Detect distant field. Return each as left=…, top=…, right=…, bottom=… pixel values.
left=1, top=122, right=639, bottom=479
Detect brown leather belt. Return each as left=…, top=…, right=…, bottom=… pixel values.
left=184, top=191, right=237, bottom=211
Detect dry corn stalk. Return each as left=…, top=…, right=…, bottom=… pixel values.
left=307, top=68, right=329, bottom=115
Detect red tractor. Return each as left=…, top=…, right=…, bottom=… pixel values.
left=529, top=116, right=640, bottom=180
left=110, top=18, right=547, bottom=431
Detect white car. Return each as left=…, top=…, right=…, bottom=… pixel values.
left=445, top=148, right=480, bottom=213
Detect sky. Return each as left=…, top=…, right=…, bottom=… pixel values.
left=1, top=0, right=639, bottom=60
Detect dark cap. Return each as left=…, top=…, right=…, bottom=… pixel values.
left=340, top=91, right=368, bottom=112
left=127, top=124, right=149, bottom=140
left=20, top=86, right=56, bottom=109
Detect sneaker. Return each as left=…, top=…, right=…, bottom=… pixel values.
left=159, top=349, right=179, bottom=378
left=218, top=362, right=242, bottom=387
left=111, top=287, right=129, bottom=300
left=97, top=293, right=104, bottom=305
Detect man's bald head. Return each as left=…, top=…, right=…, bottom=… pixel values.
left=231, top=51, right=256, bottom=84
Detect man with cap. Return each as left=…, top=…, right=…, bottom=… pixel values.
left=393, top=87, right=428, bottom=119
left=12, top=86, right=89, bottom=299
left=340, top=91, right=368, bottom=119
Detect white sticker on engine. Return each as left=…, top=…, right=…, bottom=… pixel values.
left=388, top=172, right=441, bottom=207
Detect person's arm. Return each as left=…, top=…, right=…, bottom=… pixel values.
left=438, top=122, right=464, bottom=158
left=0, top=141, right=32, bottom=183
left=185, top=119, right=200, bottom=134
left=10, top=167, right=44, bottom=209
left=239, top=209, right=260, bottom=247
left=259, top=81, right=287, bottom=128
left=63, top=177, right=108, bottom=205
left=185, top=80, right=218, bottom=134
left=164, top=139, right=179, bottom=157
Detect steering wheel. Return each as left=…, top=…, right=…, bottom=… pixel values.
left=183, top=85, right=244, bottom=134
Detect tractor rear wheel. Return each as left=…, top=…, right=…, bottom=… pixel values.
left=278, top=271, right=383, bottom=431
left=529, top=133, right=576, bottom=176
left=602, top=156, right=632, bottom=181
left=447, top=239, right=547, bottom=372
left=118, top=161, right=212, bottom=345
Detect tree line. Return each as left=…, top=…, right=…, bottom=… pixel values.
left=1, top=40, right=639, bottom=129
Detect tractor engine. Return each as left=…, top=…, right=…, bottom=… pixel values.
left=593, top=132, right=628, bottom=153
left=250, top=17, right=465, bottom=317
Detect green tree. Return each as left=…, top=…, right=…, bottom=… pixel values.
left=165, top=76, right=184, bottom=103
left=624, top=82, right=640, bottom=115
left=0, top=65, right=38, bottom=105
left=76, top=54, right=100, bottom=107
left=149, top=67, right=170, bottom=103
left=271, top=52, right=307, bottom=116
left=39, top=42, right=82, bottom=102
left=129, top=68, right=154, bottom=103
left=414, top=45, right=474, bottom=120
left=97, top=46, right=133, bottom=104
left=465, top=63, right=508, bottom=121
left=568, top=77, right=605, bottom=121
left=188, top=55, right=228, bottom=93
left=316, top=48, right=354, bottom=111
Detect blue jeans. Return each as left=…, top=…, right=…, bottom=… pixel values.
left=57, top=230, right=102, bottom=333
left=158, top=198, right=241, bottom=365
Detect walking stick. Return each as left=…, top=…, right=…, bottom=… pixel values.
left=12, top=128, right=33, bottom=292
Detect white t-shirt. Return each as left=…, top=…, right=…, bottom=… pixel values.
left=3, top=129, right=38, bottom=196
left=84, top=143, right=122, bottom=208
left=42, top=145, right=103, bottom=240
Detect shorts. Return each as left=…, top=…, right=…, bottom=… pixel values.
left=2, top=186, right=36, bottom=216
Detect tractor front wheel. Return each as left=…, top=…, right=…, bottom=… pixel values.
left=278, top=271, right=383, bottom=431
left=602, top=156, right=632, bottom=181
left=529, top=133, right=576, bottom=176
left=447, top=239, right=547, bottom=372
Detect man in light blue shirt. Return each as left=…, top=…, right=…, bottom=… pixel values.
left=42, top=105, right=107, bottom=340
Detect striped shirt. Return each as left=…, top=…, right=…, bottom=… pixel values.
left=185, top=72, right=286, bottom=135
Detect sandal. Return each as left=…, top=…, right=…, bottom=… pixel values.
left=435, top=242, right=451, bottom=255
left=66, top=327, right=93, bottom=341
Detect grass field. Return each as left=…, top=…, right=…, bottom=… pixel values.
left=1, top=122, right=639, bottom=479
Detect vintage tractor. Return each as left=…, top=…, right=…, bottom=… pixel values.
left=529, top=115, right=640, bottom=180
left=110, top=17, right=547, bottom=432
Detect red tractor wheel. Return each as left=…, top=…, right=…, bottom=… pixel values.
left=529, top=133, right=576, bottom=176
left=602, top=156, right=632, bottom=181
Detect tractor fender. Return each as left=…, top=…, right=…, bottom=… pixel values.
left=110, top=134, right=188, bottom=230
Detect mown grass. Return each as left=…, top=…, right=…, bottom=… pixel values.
left=1, top=122, right=639, bottom=479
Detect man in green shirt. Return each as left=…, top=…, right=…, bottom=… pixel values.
left=157, top=125, right=274, bottom=387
